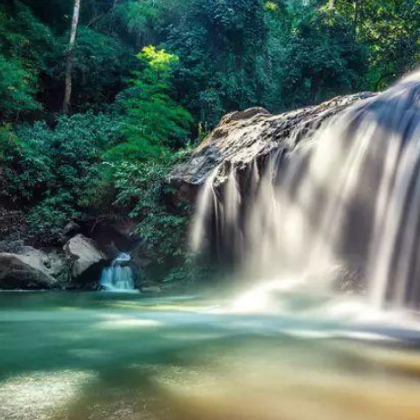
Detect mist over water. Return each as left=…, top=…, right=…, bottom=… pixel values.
left=2, top=293, right=420, bottom=420
left=192, top=70, right=420, bottom=312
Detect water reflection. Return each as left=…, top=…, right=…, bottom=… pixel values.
left=1, top=292, right=420, bottom=420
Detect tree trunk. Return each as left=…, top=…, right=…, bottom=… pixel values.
left=63, top=0, right=81, bottom=114
left=329, top=0, right=335, bottom=8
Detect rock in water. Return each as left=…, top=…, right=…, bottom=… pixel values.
left=64, top=234, right=107, bottom=283
left=0, top=247, right=67, bottom=290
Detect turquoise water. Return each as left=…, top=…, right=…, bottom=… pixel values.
left=1, top=292, right=420, bottom=420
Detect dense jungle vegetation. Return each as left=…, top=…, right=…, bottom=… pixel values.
left=1, top=0, right=420, bottom=281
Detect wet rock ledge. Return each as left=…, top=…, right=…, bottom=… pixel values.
left=169, top=92, right=376, bottom=202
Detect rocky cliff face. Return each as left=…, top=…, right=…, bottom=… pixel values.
left=170, top=93, right=376, bottom=200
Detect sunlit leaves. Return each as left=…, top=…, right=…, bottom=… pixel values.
left=106, top=46, right=193, bottom=162
left=138, top=46, right=179, bottom=71
left=264, top=1, right=278, bottom=12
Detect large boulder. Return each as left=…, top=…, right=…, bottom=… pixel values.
left=0, top=247, right=68, bottom=290
left=64, top=234, right=108, bottom=283
left=169, top=93, right=376, bottom=202
left=62, top=215, right=141, bottom=258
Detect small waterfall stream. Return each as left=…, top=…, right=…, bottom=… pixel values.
left=100, top=253, right=136, bottom=292
left=191, top=70, right=420, bottom=310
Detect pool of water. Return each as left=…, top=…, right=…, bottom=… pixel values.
left=1, top=292, right=420, bottom=420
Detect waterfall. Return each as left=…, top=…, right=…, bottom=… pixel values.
left=192, top=70, right=420, bottom=310
left=100, top=253, right=136, bottom=292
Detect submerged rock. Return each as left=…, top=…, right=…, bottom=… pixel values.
left=0, top=247, right=68, bottom=290
left=64, top=234, right=108, bottom=284
left=170, top=93, right=376, bottom=199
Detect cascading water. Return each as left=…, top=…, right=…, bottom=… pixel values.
left=192, top=70, right=420, bottom=310
left=100, top=253, right=136, bottom=292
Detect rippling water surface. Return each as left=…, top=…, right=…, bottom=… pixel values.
left=1, top=291, right=420, bottom=420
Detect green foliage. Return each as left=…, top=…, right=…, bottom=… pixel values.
left=0, top=112, right=123, bottom=240
left=107, top=46, right=193, bottom=161
left=276, top=3, right=367, bottom=107
left=28, top=193, right=81, bottom=241
left=112, top=152, right=210, bottom=283
left=14, top=112, right=123, bottom=200
left=2, top=0, right=420, bottom=122
left=49, top=26, right=135, bottom=112
left=329, top=0, right=420, bottom=90
left=165, top=0, right=272, bottom=125
left=0, top=1, right=54, bottom=70
left=116, top=0, right=161, bottom=42
left=0, top=124, right=20, bottom=164
left=0, top=124, right=54, bottom=203
left=0, top=54, right=41, bottom=119
left=114, top=158, right=188, bottom=261
left=0, top=1, right=55, bottom=119
left=264, top=1, right=278, bottom=12
left=114, top=0, right=184, bottom=45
